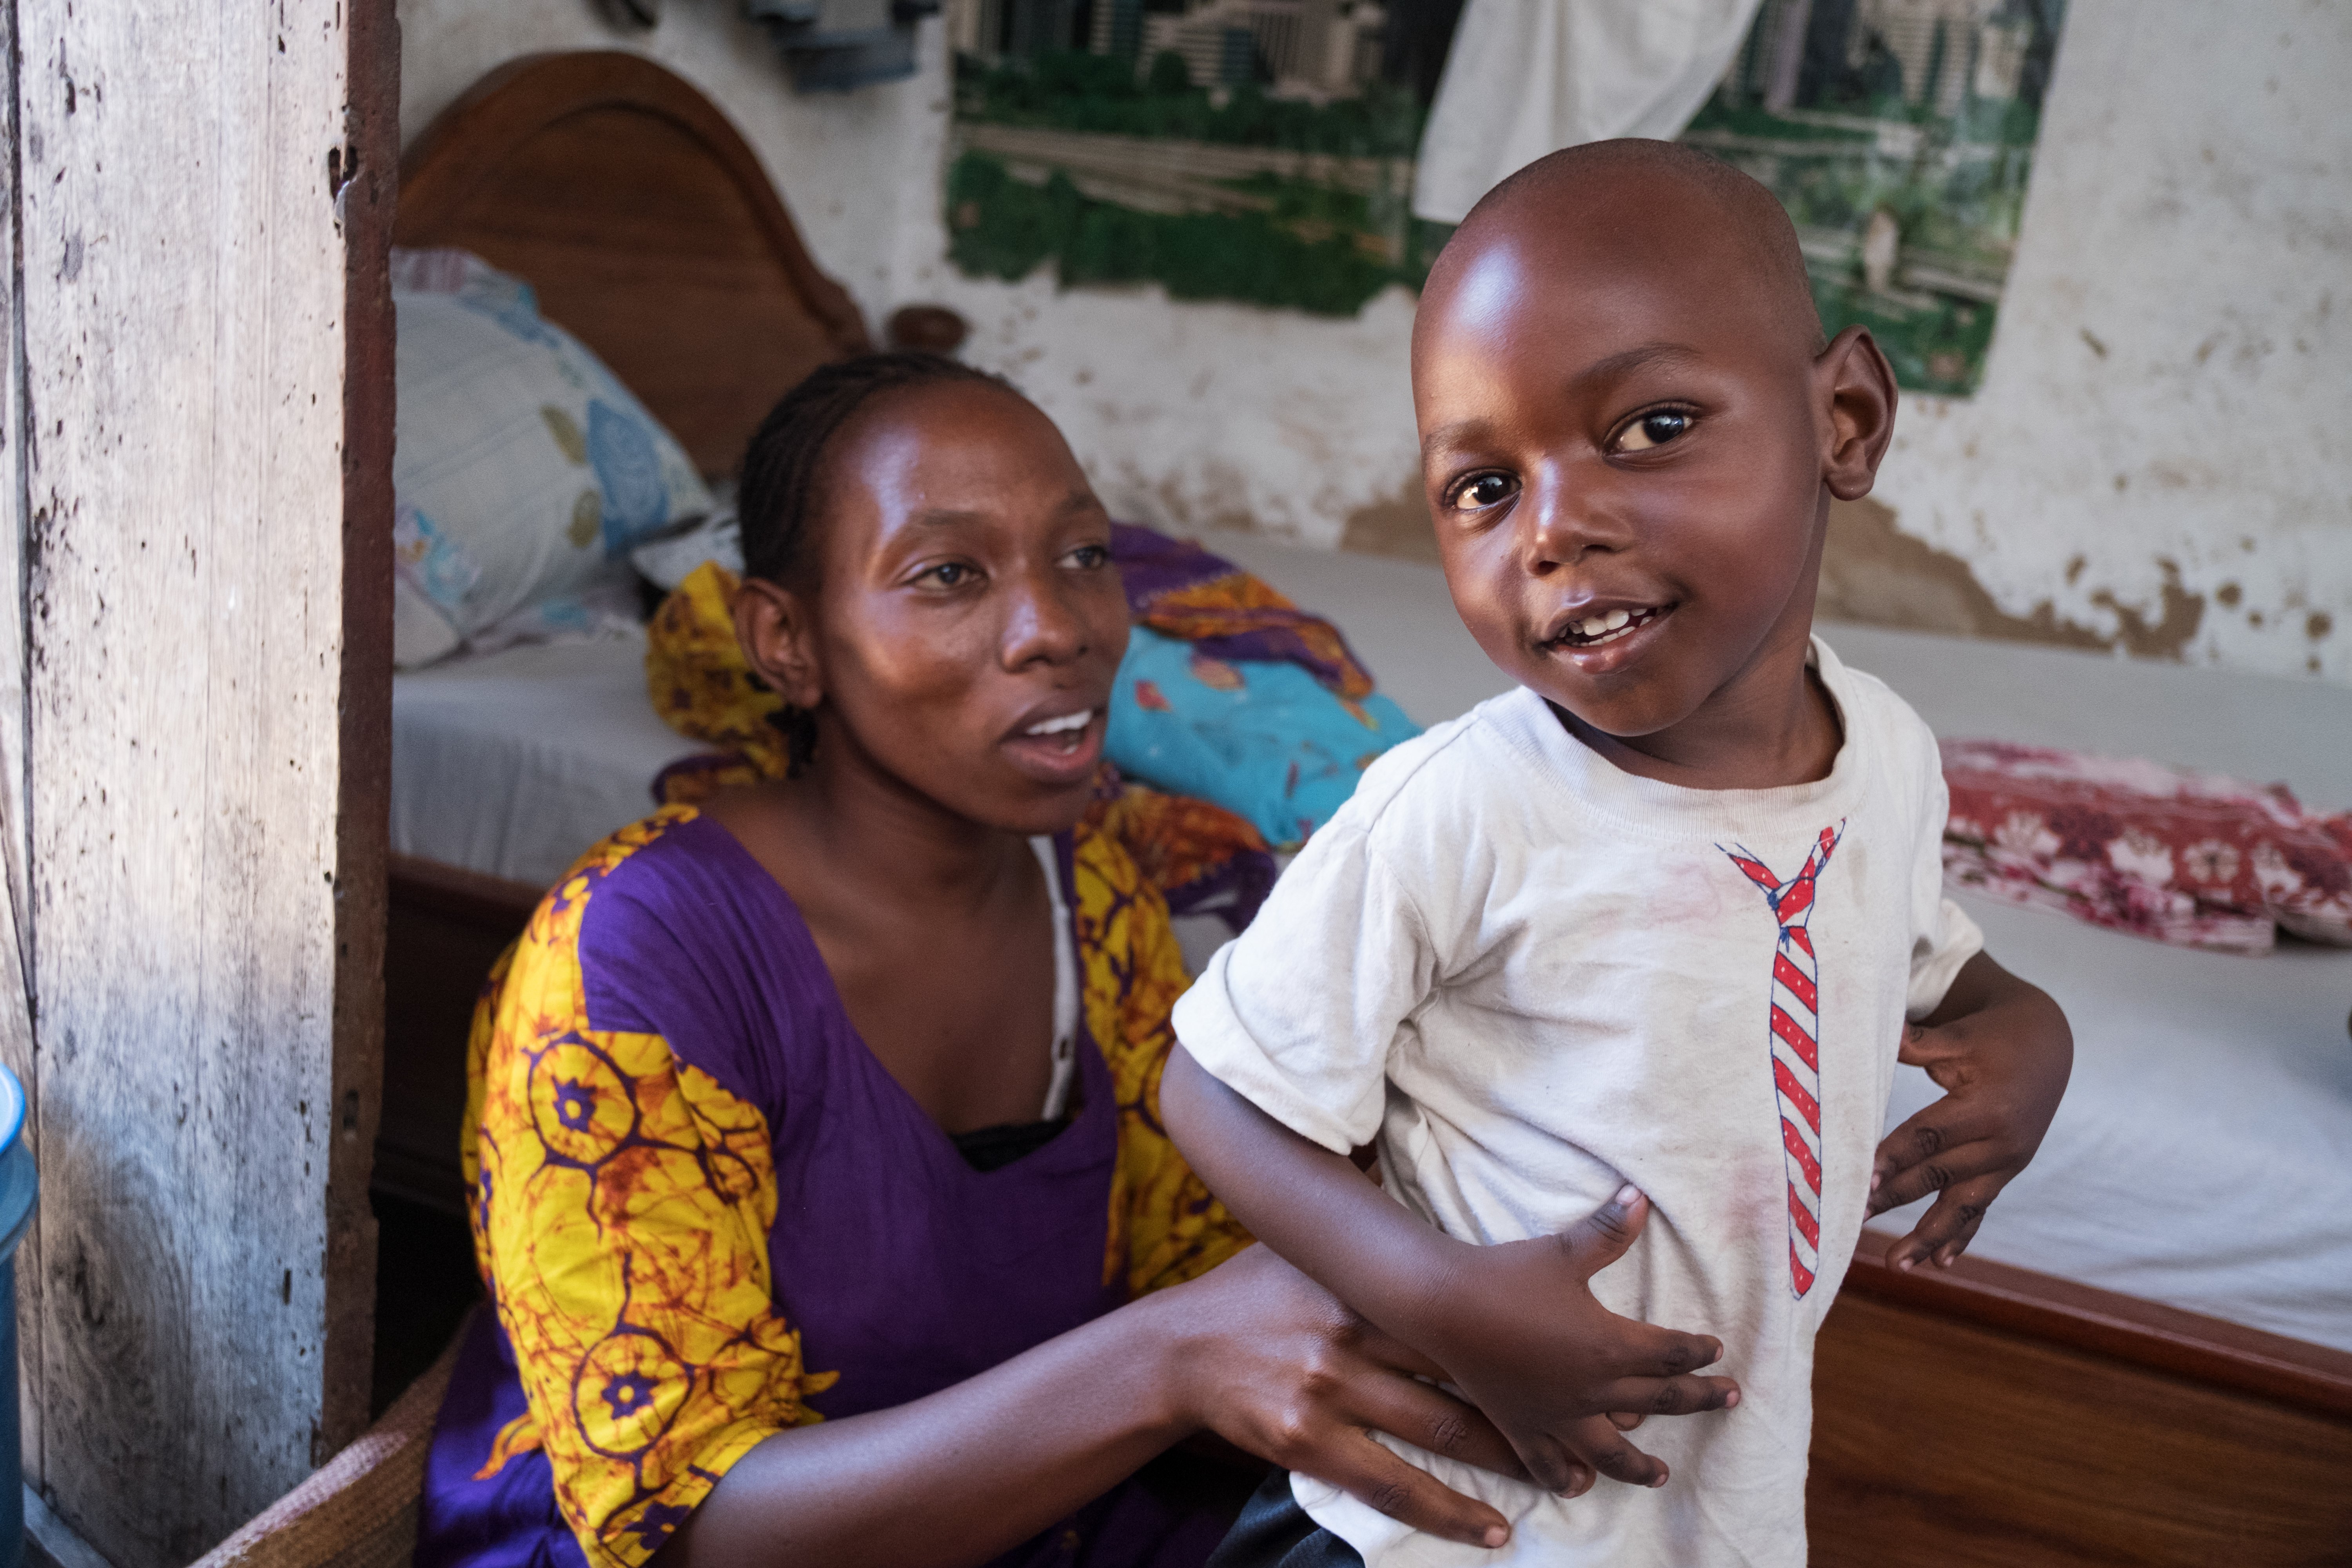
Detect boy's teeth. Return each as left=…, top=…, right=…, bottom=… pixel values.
left=1024, top=709, right=1093, bottom=736
left=1564, top=607, right=1655, bottom=642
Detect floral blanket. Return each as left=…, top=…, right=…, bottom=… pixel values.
left=1940, top=739, right=2352, bottom=954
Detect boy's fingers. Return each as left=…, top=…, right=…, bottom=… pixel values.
left=1556, top=1183, right=1650, bottom=1278
left=1869, top=1133, right=2013, bottom=1216
left=1319, top=1433, right=1514, bottom=1548
left=1566, top=1416, right=1670, bottom=1489
left=1593, top=1374, right=1740, bottom=1417
left=1607, top=1411, right=1646, bottom=1432
left=1619, top=1324, right=1725, bottom=1379
left=1886, top=1183, right=1994, bottom=1271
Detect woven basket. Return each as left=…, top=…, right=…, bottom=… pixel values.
left=187, top=1323, right=466, bottom=1568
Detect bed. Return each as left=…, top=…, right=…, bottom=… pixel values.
left=381, top=51, right=2352, bottom=1565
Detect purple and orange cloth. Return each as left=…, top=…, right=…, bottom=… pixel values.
left=1940, top=739, right=2352, bottom=955
left=1108, top=523, right=1379, bottom=701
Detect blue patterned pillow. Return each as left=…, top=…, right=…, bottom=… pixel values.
left=391, top=250, right=713, bottom=667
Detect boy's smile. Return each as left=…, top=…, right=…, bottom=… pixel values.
left=1413, top=142, right=1898, bottom=791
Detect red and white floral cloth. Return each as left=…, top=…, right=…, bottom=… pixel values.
left=1940, top=740, right=2352, bottom=955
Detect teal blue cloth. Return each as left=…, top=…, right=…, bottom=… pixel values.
left=1105, top=626, right=1419, bottom=849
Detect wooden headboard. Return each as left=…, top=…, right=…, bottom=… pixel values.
left=395, top=51, right=873, bottom=478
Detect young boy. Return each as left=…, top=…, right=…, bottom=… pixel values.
left=1162, top=141, right=2072, bottom=1566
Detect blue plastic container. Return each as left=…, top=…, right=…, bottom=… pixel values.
left=0, top=1065, right=36, bottom=1568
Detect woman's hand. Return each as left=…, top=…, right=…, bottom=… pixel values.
left=1869, top=951, right=2072, bottom=1271
left=1400, top=1187, right=1739, bottom=1497
left=1151, top=1243, right=1531, bottom=1550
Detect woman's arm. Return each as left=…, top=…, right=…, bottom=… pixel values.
left=1159, top=1047, right=1740, bottom=1499
left=666, top=1244, right=1526, bottom=1567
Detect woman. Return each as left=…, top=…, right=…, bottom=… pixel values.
left=416, top=356, right=1525, bottom=1568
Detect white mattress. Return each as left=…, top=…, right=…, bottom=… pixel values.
left=391, top=535, right=2352, bottom=1348
left=390, top=630, right=702, bottom=889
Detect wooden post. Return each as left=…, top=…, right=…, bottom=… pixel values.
left=4, top=4, right=396, bottom=1564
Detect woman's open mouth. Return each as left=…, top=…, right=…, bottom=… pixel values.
left=1002, top=706, right=1104, bottom=783
left=1022, top=708, right=1093, bottom=752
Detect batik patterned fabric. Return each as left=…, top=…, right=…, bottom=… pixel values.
left=421, top=808, right=1252, bottom=1568
left=1940, top=739, right=2352, bottom=953
left=642, top=560, right=1280, bottom=933
left=1721, top=822, right=1846, bottom=1299
left=1110, top=523, right=1378, bottom=700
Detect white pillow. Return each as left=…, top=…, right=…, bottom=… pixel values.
left=392, top=250, right=714, bottom=668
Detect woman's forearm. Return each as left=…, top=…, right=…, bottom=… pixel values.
left=669, top=1290, right=1198, bottom=1568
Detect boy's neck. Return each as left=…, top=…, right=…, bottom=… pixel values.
left=1552, top=624, right=1843, bottom=793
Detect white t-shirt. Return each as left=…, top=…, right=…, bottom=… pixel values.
left=1173, top=638, right=1982, bottom=1568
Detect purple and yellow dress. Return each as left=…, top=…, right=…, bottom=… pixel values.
left=416, top=806, right=1254, bottom=1568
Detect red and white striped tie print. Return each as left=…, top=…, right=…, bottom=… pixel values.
left=1721, top=822, right=1846, bottom=1298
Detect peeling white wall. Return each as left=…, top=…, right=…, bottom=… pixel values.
left=1875, top=0, right=2352, bottom=682
left=400, top=0, right=2351, bottom=683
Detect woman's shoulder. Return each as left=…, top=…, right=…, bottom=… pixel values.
left=537, top=806, right=773, bottom=949
left=511, top=806, right=797, bottom=1038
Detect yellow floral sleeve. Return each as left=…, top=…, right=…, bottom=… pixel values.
left=461, top=810, right=836, bottom=1568
left=1074, top=825, right=1255, bottom=1296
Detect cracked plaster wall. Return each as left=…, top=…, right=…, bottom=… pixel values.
left=401, top=0, right=2351, bottom=685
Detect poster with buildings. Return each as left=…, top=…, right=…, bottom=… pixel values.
left=945, top=0, right=2067, bottom=396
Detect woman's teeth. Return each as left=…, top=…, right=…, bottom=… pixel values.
left=1024, top=709, right=1093, bottom=747
left=1561, top=607, right=1660, bottom=646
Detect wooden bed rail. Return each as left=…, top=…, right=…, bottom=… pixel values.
left=1842, top=1225, right=2352, bottom=1418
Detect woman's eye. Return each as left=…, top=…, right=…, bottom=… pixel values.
left=1449, top=473, right=1516, bottom=512
left=1614, top=410, right=1693, bottom=452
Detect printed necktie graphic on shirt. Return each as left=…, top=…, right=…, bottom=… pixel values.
left=1721, top=821, right=1846, bottom=1298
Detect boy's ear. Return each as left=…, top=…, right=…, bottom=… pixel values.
left=1815, top=325, right=1898, bottom=502
left=733, top=575, right=824, bottom=712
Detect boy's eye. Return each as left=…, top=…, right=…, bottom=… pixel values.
left=1613, top=410, right=1693, bottom=453
left=917, top=562, right=976, bottom=589
left=1063, top=543, right=1110, bottom=570
left=1448, top=473, right=1517, bottom=512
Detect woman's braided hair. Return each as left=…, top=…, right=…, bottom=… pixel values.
left=735, top=351, right=1016, bottom=775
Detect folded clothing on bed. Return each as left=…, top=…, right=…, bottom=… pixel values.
left=641, top=562, right=1278, bottom=934
left=1940, top=739, right=2352, bottom=953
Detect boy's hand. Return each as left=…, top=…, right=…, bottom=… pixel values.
left=1869, top=951, right=2071, bottom=1271
left=1417, top=1186, right=1740, bottom=1496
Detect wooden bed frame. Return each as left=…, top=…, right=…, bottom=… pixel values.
left=379, top=53, right=2352, bottom=1565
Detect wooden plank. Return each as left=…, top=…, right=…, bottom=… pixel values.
left=328, top=0, right=402, bottom=1478
left=1843, top=1226, right=2352, bottom=1417
left=13, top=5, right=388, bottom=1564
left=1810, top=1289, right=2352, bottom=1567
left=0, top=0, right=42, bottom=1489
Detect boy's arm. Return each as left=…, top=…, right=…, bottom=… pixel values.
left=1161, top=1046, right=1741, bottom=1498
left=1869, top=950, right=2072, bottom=1270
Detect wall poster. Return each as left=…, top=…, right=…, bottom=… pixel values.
left=945, top=0, right=2069, bottom=396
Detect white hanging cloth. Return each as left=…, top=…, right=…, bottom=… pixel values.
left=1410, top=0, right=1766, bottom=224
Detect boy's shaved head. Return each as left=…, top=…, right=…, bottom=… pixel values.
left=1425, top=139, right=1824, bottom=360
left=1408, top=136, right=1897, bottom=769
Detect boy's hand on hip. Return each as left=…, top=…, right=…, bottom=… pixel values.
left=1418, top=1186, right=1739, bottom=1496
left=1868, top=951, right=2072, bottom=1271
